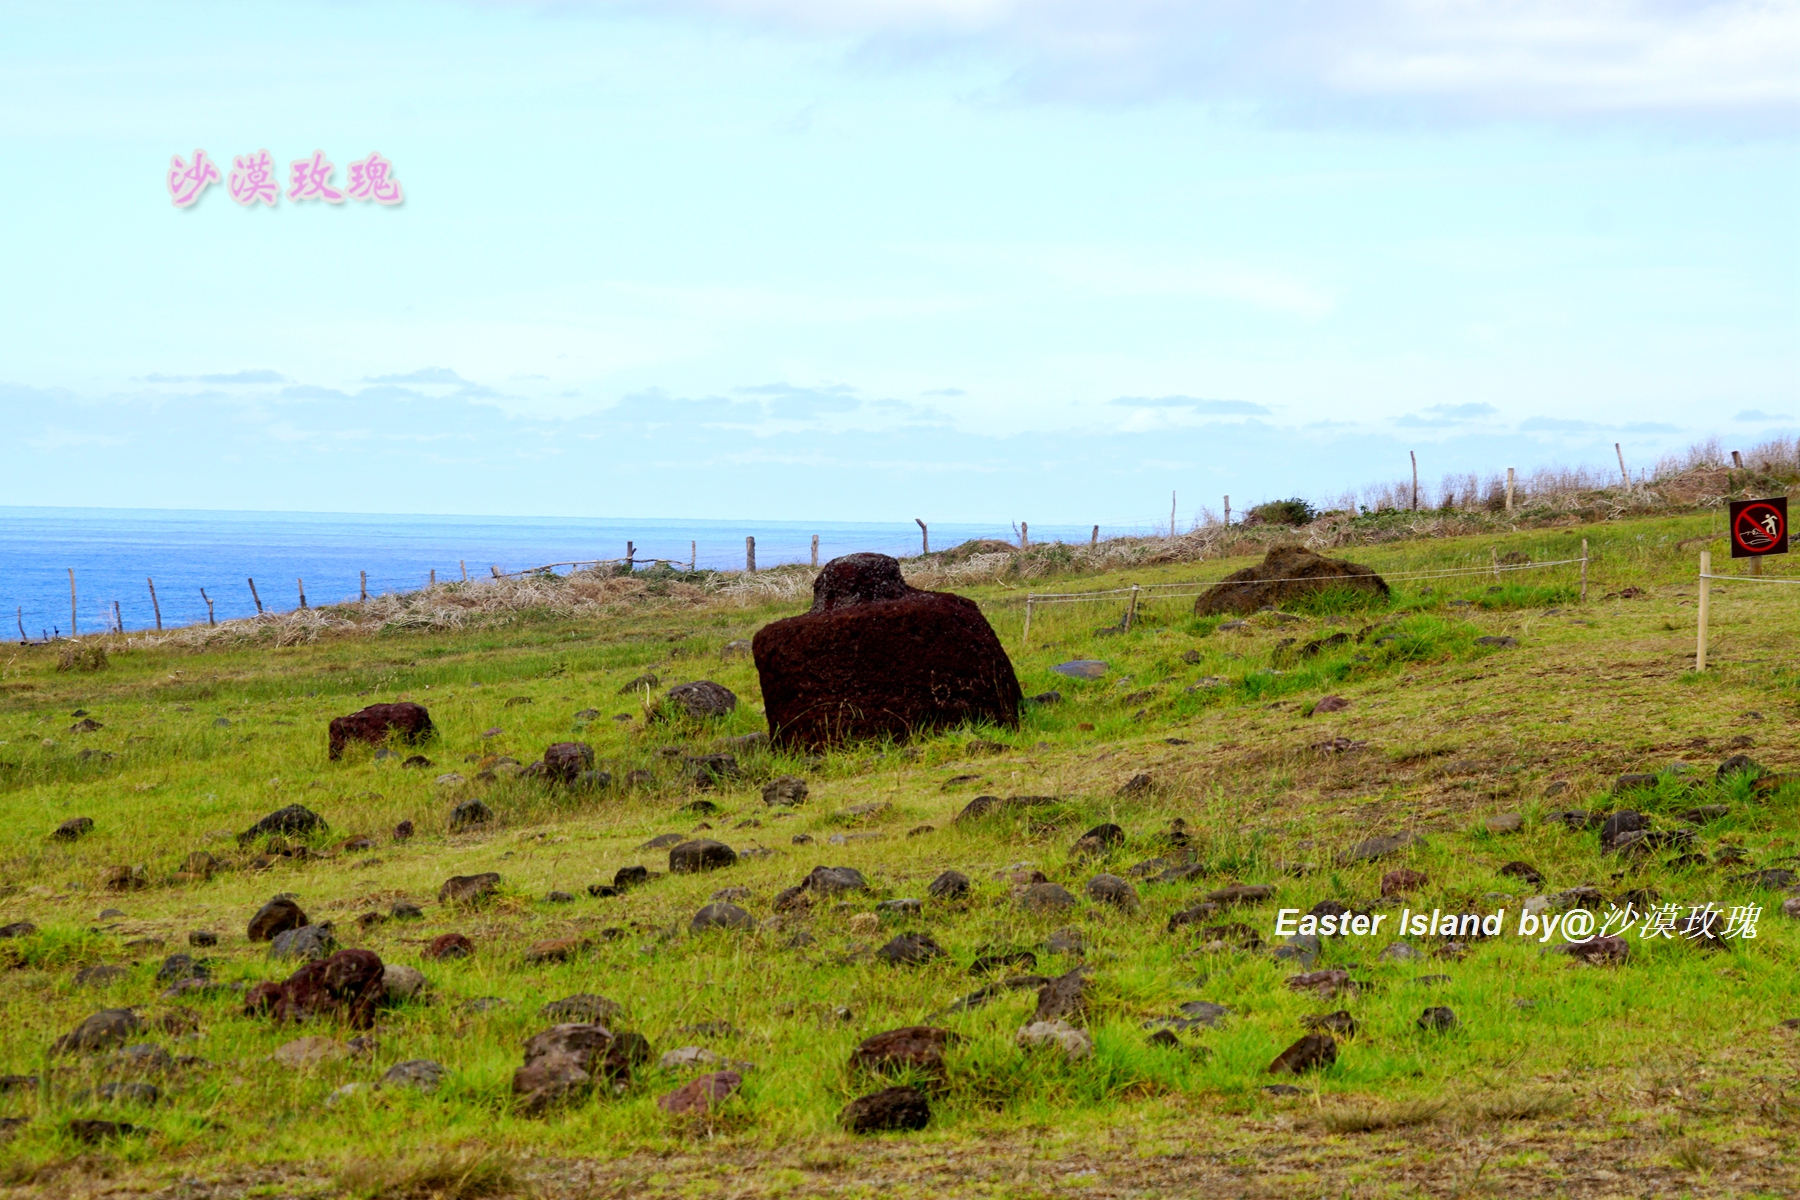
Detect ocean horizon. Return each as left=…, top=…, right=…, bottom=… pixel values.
left=1, top=506, right=1141, bottom=638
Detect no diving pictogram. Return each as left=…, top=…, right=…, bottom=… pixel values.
left=1729, top=496, right=1788, bottom=558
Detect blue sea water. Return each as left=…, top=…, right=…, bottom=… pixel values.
left=0, top=507, right=1125, bottom=637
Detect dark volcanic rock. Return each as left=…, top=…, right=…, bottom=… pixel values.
left=684, top=754, right=740, bottom=788
left=449, top=799, right=493, bottom=831
left=54, top=1009, right=143, bottom=1054
left=268, top=924, right=335, bottom=962
left=439, top=873, right=502, bottom=906
left=762, top=775, right=809, bottom=806
left=1717, top=753, right=1762, bottom=780
left=1072, top=823, right=1126, bottom=855
left=244, top=948, right=385, bottom=1029
left=751, top=553, right=1022, bottom=750
left=971, top=950, right=1036, bottom=974
left=804, top=865, right=870, bottom=895
left=1084, top=874, right=1138, bottom=908
left=541, top=742, right=596, bottom=784
left=663, top=681, right=738, bottom=720
left=670, top=840, right=737, bottom=874
left=327, top=702, right=434, bottom=761
left=238, top=805, right=328, bottom=847
left=512, top=1022, right=629, bottom=1115
left=840, top=1085, right=930, bottom=1133
left=247, top=897, right=308, bottom=942
left=1417, top=1006, right=1459, bottom=1032
left=954, top=794, right=1057, bottom=823
left=851, top=1026, right=954, bottom=1077
left=1267, top=1032, right=1337, bottom=1074
left=1498, top=860, right=1546, bottom=887
left=1599, top=810, right=1649, bottom=850
left=1034, top=968, right=1088, bottom=1023
left=53, top=816, right=95, bottom=841
left=876, top=932, right=945, bottom=965
left=927, top=870, right=970, bottom=901
left=1020, top=882, right=1077, bottom=912
left=690, top=903, right=754, bottom=933
left=1194, top=546, right=1389, bottom=617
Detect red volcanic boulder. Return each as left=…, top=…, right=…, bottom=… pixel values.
left=243, top=948, right=385, bottom=1029
left=327, top=702, right=436, bottom=761
left=752, top=554, right=1021, bottom=750
left=1193, top=546, right=1388, bottom=617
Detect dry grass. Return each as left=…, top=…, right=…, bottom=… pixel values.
left=336, top=1147, right=526, bottom=1200
left=1316, top=1097, right=1450, bottom=1134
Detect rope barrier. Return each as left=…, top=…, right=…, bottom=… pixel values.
left=1695, top=551, right=1796, bottom=672
left=1699, top=572, right=1800, bottom=585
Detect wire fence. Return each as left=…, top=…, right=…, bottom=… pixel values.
left=1691, top=551, right=1794, bottom=673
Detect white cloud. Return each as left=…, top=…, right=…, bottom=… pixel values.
left=573, top=0, right=1800, bottom=123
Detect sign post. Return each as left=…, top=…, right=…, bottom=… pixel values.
left=1729, top=496, right=1788, bottom=578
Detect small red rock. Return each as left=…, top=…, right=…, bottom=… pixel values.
left=658, top=1070, right=741, bottom=1116
left=1380, top=869, right=1427, bottom=897
left=424, top=933, right=474, bottom=961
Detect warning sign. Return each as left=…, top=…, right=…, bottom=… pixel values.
left=1729, top=496, right=1788, bottom=558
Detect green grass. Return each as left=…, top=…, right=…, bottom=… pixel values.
left=0, top=511, right=1796, bottom=1196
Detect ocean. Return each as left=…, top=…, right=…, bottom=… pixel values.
left=1, top=507, right=1127, bottom=637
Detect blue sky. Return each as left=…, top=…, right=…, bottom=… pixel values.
left=1, top=0, right=1795, bottom=525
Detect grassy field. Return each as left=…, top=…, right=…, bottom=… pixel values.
left=0, top=513, right=1796, bottom=1199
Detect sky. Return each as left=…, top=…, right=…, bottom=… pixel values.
left=0, top=0, right=1795, bottom=526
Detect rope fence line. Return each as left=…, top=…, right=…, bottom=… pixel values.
left=1694, top=550, right=1796, bottom=672
left=1018, top=547, right=1592, bottom=644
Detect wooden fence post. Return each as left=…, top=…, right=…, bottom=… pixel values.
left=626, top=541, right=635, bottom=569
left=1731, top=450, right=1743, bottom=468
left=200, top=588, right=215, bottom=626
left=1125, top=584, right=1140, bottom=630
left=429, top=569, right=435, bottom=587
left=915, top=519, right=928, bottom=555
left=1090, top=525, right=1098, bottom=547
left=360, top=570, right=368, bottom=603
left=1505, top=467, right=1515, bottom=514
left=113, top=601, right=122, bottom=633
left=1170, top=491, right=1177, bottom=538
left=690, top=541, right=697, bottom=571
left=746, top=536, right=756, bottom=574
left=1580, top=539, right=1589, bottom=603
left=1696, top=551, right=1710, bottom=672
left=15, top=606, right=24, bottom=642
left=811, top=535, right=820, bottom=567
left=1410, top=451, right=1418, bottom=511
left=1491, top=548, right=1500, bottom=582
left=1224, top=496, right=1231, bottom=526
left=147, top=577, right=162, bottom=631
left=1020, top=522, right=1029, bottom=550
left=248, top=577, right=264, bottom=614
left=1615, top=442, right=1628, bottom=487
left=459, top=560, right=468, bottom=581
left=297, top=578, right=308, bottom=609
left=68, top=568, right=76, bottom=637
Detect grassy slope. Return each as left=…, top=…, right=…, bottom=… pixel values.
left=0, top=514, right=1796, bottom=1199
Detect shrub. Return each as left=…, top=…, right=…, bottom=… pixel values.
left=1246, top=498, right=1317, bottom=528
left=55, top=643, right=108, bottom=672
